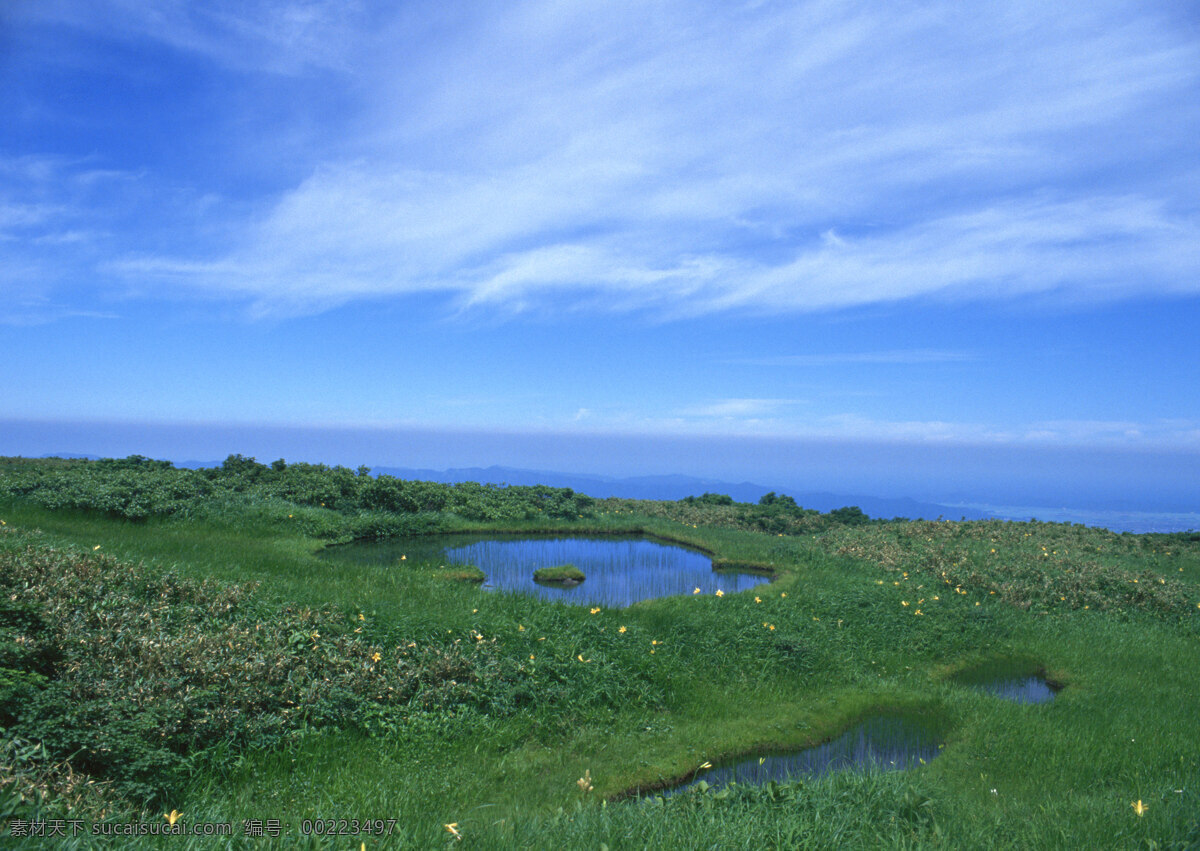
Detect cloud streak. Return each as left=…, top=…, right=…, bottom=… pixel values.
left=8, top=1, right=1200, bottom=322
left=728, top=350, right=972, bottom=367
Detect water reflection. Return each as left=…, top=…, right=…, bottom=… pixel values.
left=969, top=676, right=1058, bottom=704
left=951, top=660, right=1060, bottom=704
left=325, top=534, right=770, bottom=607
left=662, top=715, right=942, bottom=796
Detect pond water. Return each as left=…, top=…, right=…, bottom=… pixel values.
left=951, top=660, right=1060, bottom=704
left=659, top=715, right=942, bottom=796
left=325, top=534, right=771, bottom=607
left=968, top=676, right=1058, bottom=704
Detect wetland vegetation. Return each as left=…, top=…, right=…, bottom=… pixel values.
left=0, top=454, right=1198, bottom=848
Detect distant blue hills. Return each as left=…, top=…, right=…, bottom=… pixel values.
left=37, top=454, right=990, bottom=521
left=367, top=464, right=993, bottom=521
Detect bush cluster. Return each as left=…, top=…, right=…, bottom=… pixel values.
left=0, top=526, right=664, bottom=816
left=0, top=532, right=512, bottom=807
left=0, top=455, right=598, bottom=530
left=606, top=493, right=869, bottom=536
left=818, top=519, right=1198, bottom=617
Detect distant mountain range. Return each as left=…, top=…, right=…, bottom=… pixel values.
left=369, top=464, right=993, bottom=521
left=36, top=454, right=990, bottom=521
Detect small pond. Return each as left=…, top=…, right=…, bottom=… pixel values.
left=951, top=660, right=1061, bottom=704
left=325, top=534, right=771, bottom=607
left=659, top=715, right=942, bottom=796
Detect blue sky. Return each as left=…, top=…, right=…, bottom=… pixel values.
left=2, top=2, right=1199, bottom=507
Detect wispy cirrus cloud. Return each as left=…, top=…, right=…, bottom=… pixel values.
left=11, top=0, right=371, bottom=75
left=677, top=398, right=807, bottom=419
left=71, top=0, right=1197, bottom=319
left=727, top=350, right=973, bottom=368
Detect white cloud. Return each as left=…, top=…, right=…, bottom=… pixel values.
left=13, top=1, right=1200, bottom=318
left=679, top=398, right=806, bottom=419
left=17, top=0, right=369, bottom=74
left=729, top=350, right=973, bottom=367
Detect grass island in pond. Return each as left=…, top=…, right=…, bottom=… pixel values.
left=533, top=563, right=586, bottom=585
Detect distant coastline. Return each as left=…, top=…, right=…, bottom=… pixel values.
left=953, top=503, right=1200, bottom=534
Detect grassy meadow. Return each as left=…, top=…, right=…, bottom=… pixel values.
left=1, top=456, right=1198, bottom=848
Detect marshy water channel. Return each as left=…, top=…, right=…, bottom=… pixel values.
left=658, top=715, right=943, bottom=796
left=328, top=533, right=771, bottom=607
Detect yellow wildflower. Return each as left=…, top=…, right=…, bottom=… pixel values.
left=618, top=626, right=627, bottom=634
left=370, top=651, right=381, bottom=663
left=693, top=587, right=701, bottom=594
left=445, top=823, right=462, bottom=840
left=358, top=613, right=365, bottom=621
left=590, top=607, right=601, bottom=614
left=164, top=810, right=182, bottom=826
left=1132, top=800, right=1148, bottom=817
left=577, top=769, right=594, bottom=793
left=715, top=589, right=724, bottom=597
left=781, top=592, right=787, bottom=598
left=518, top=624, right=525, bottom=631
left=755, top=596, right=762, bottom=603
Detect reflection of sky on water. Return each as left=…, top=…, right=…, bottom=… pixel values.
left=444, top=537, right=769, bottom=607
left=323, top=534, right=770, bottom=607
left=663, top=716, right=942, bottom=796
left=971, top=676, right=1058, bottom=704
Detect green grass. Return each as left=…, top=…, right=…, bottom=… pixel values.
left=532, top=564, right=586, bottom=583
left=2, top=471, right=1200, bottom=848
